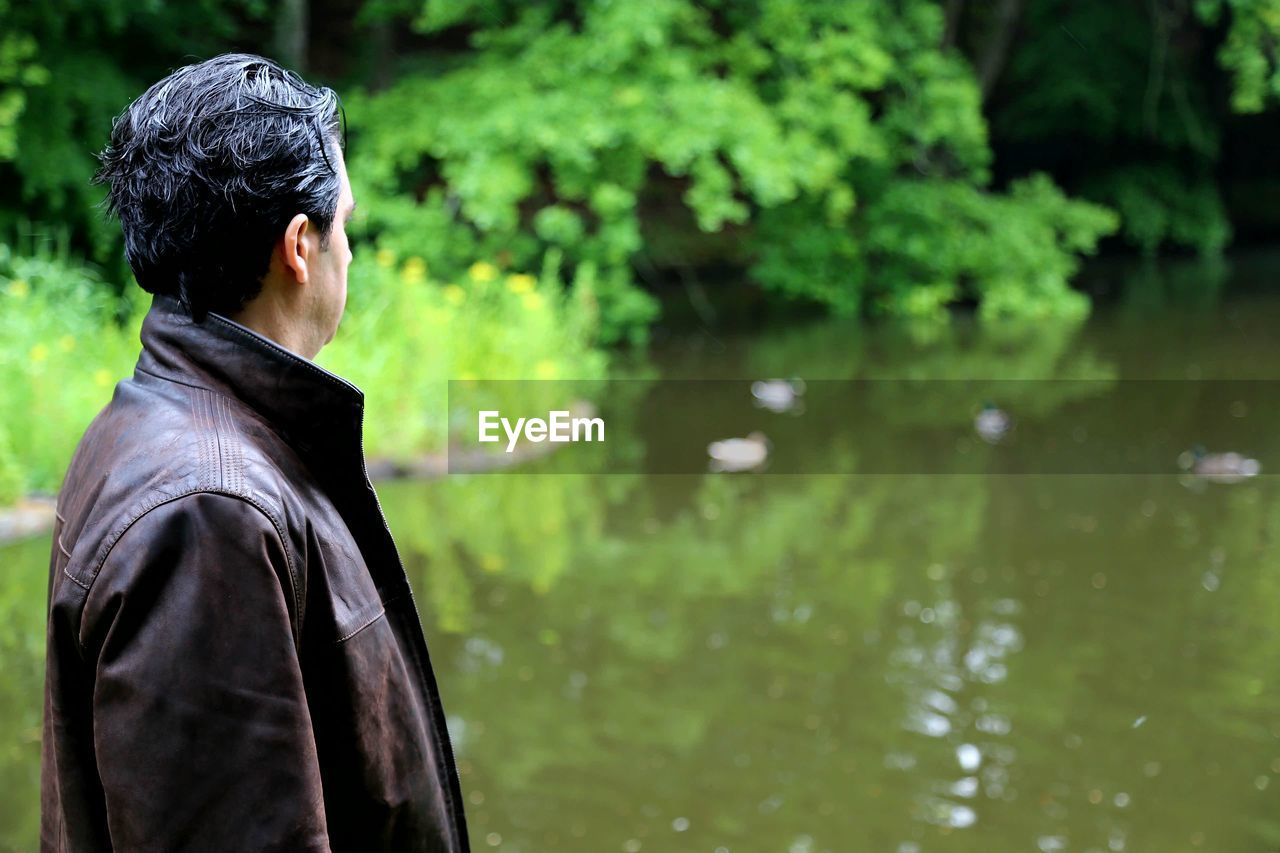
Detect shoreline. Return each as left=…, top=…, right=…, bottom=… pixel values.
left=0, top=400, right=594, bottom=547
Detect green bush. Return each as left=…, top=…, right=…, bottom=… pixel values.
left=0, top=240, right=142, bottom=498
left=0, top=424, right=23, bottom=507
left=0, top=238, right=608, bottom=508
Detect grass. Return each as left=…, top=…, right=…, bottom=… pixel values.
left=0, top=242, right=609, bottom=509
left=0, top=242, right=144, bottom=506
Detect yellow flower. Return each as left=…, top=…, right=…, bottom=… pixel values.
left=614, top=86, right=643, bottom=107
left=443, top=284, right=466, bottom=306
left=401, top=256, right=427, bottom=283
left=8, top=279, right=30, bottom=299
left=375, top=248, right=396, bottom=269
left=534, top=359, right=558, bottom=379
left=479, top=553, right=505, bottom=573
left=468, top=261, right=497, bottom=282
left=58, top=335, right=76, bottom=353
left=521, top=292, right=544, bottom=311
left=506, top=273, right=536, bottom=295
left=93, top=368, right=113, bottom=387
left=29, top=343, right=49, bottom=363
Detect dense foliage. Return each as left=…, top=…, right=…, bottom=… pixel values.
left=5, top=0, right=1280, bottom=500
left=1202, top=0, right=1280, bottom=113
left=352, top=0, right=1118, bottom=340
left=5, top=0, right=1280, bottom=342
left=0, top=0, right=264, bottom=263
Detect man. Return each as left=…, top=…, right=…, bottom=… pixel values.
left=40, top=54, right=469, bottom=852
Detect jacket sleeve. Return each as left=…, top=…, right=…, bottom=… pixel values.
left=83, top=491, right=330, bottom=852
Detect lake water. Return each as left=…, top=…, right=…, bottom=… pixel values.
left=3, top=257, right=1280, bottom=851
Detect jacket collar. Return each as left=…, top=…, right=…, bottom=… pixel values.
left=134, top=292, right=364, bottom=453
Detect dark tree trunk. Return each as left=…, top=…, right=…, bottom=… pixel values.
left=943, top=0, right=965, bottom=50
left=976, top=0, right=1023, bottom=99
left=274, top=0, right=309, bottom=73
left=370, top=19, right=394, bottom=90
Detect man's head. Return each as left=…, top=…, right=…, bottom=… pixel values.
left=96, top=53, right=355, bottom=358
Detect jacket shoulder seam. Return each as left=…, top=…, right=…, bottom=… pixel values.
left=77, top=488, right=301, bottom=636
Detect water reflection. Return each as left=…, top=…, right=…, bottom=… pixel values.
left=372, top=466, right=1280, bottom=851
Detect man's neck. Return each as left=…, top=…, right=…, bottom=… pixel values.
left=228, top=294, right=318, bottom=360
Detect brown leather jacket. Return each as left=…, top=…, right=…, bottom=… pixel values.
left=41, top=293, right=469, bottom=852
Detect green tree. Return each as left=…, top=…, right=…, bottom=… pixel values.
left=351, top=0, right=1117, bottom=343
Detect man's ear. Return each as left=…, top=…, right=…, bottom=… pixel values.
left=279, top=213, right=312, bottom=284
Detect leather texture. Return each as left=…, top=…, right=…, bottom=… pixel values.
left=40, top=293, right=470, bottom=852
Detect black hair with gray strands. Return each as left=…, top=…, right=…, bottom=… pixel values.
left=95, top=53, right=346, bottom=323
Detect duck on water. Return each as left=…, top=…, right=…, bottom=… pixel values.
left=1178, top=445, right=1262, bottom=484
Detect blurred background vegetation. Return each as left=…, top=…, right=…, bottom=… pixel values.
left=7, top=5, right=1280, bottom=850
left=6, top=0, right=1280, bottom=503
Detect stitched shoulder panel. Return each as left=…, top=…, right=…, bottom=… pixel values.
left=189, top=385, right=248, bottom=494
